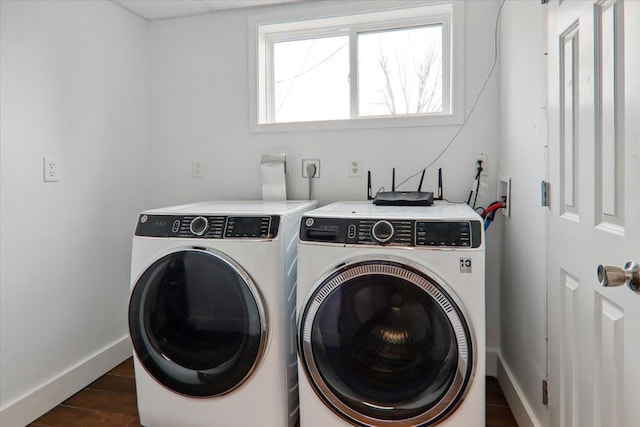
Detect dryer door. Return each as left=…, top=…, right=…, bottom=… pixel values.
left=129, top=249, right=267, bottom=397
left=298, top=259, right=475, bottom=426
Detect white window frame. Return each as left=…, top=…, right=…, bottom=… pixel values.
left=248, top=1, right=464, bottom=133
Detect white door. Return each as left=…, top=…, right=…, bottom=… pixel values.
left=547, top=0, right=640, bottom=426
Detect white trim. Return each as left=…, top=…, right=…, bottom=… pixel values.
left=248, top=0, right=464, bottom=133
left=496, top=353, right=546, bottom=427
left=0, top=337, right=132, bottom=427
left=250, top=113, right=464, bottom=133
left=349, top=28, right=358, bottom=119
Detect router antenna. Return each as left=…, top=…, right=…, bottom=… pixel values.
left=417, top=169, right=426, bottom=192
left=392, top=168, right=396, bottom=192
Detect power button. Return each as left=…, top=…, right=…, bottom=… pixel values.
left=348, top=224, right=357, bottom=239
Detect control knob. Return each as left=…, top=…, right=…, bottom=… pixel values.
left=190, top=216, right=209, bottom=236
left=371, top=220, right=394, bottom=245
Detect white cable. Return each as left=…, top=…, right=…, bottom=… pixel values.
left=395, top=0, right=506, bottom=190
left=306, top=164, right=317, bottom=200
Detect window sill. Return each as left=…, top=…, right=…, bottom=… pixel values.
left=250, top=112, right=464, bottom=134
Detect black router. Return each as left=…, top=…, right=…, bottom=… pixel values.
left=372, top=168, right=435, bottom=206
left=373, top=191, right=434, bottom=206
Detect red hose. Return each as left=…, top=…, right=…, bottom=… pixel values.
left=482, top=202, right=504, bottom=218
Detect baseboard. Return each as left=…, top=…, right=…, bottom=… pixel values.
left=496, top=353, right=546, bottom=427
left=0, top=336, right=132, bottom=427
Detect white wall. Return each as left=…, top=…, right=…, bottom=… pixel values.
left=0, top=1, right=149, bottom=425
left=148, top=0, right=502, bottom=208
left=497, top=1, right=548, bottom=425
left=148, top=0, right=503, bottom=354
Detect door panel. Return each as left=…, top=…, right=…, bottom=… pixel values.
left=560, top=22, right=580, bottom=219
left=595, top=0, right=625, bottom=229
left=593, top=296, right=624, bottom=426
left=548, top=1, right=640, bottom=426
left=561, top=271, right=579, bottom=427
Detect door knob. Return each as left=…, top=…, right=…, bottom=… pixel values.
left=597, top=262, right=639, bottom=292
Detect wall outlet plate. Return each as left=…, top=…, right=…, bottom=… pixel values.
left=473, top=153, right=488, bottom=176
left=497, top=175, right=511, bottom=217
left=349, top=159, right=361, bottom=177
left=302, top=159, right=320, bottom=178
left=192, top=160, right=204, bottom=178
left=43, top=157, right=58, bottom=182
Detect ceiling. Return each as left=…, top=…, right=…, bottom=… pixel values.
left=111, top=0, right=305, bottom=21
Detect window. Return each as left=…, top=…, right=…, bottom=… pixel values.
left=274, top=35, right=350, bottom=122
left=358, top=25, right=443, bottom=117
left=250, top=1, right=464, bottom=131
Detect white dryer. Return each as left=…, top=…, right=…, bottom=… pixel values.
left=128, top=200, right=316, bottom=427
left=296, top=201, right=485, bottom=426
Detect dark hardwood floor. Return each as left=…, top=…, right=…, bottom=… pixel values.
left=30, top=359, right=517, bottom=427
left=485, top=377, right=518, bottom=427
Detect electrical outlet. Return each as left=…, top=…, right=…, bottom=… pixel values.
left=473, top=153, right=488, bottom=176
left=349, top=160, right=361, bottom=177
left=192, top=160, right=204, bottom=178
left=302, top=159, right=320, bottom=178
left=43, top=157, right=58, bottom=182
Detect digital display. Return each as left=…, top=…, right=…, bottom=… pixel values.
left=135, top=215, right=176, bottom=237
left=416, top=221, right=470, bottom=246
left=228, top=217, right=263, bottom=237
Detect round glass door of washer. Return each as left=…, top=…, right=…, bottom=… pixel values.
left=298, top=259, right=475, bottom=426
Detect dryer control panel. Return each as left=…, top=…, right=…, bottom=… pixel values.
left=135, top=215, right=280, bottom=239
left=300, top=217, right=481, bottom=248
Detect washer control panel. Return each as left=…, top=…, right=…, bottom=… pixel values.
left=300, top=217, right=481, bottom=248
left=135, top=215, right=280, bottom=239
left=415, top=221, right=472, bottom=247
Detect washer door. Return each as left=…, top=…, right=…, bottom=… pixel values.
left=129, top=249, right=267, bottom=397
left=298, top=259, right=474, bottom=426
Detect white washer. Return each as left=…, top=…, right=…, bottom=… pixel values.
left=297, top=201, right=485, bottom=426
left=129, top=200, right=316, bottom=427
